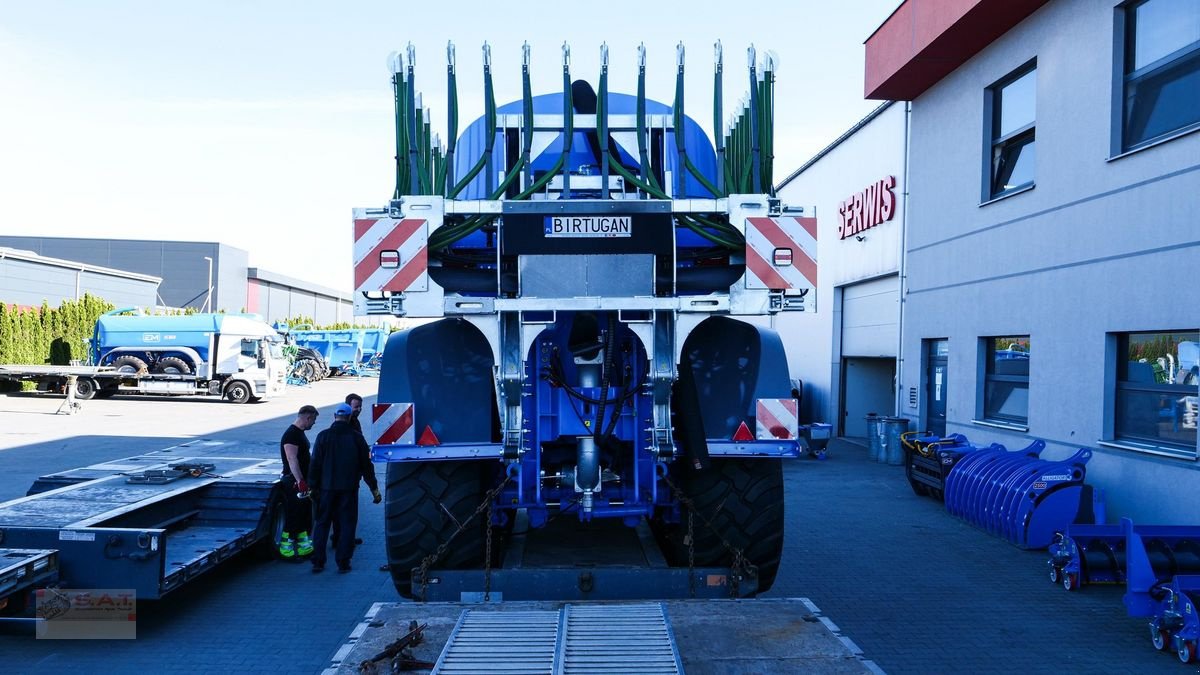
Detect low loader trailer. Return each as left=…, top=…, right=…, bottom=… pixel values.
left=0, top=440, right=287, bottom=618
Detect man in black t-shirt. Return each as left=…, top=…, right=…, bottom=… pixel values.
left=279, top=404, right=318, bottom=559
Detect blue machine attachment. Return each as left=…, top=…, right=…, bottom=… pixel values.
left=1120, top=518, right=1200, bottom=663
left=942, top=442, right=1095, bottom=549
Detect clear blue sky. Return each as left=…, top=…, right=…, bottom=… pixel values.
left=0, top=0, right=899, bottom=293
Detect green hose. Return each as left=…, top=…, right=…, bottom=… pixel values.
left=635, top=45, right=661, bottom=194
left=398, top=68, right=412, bottom=199
left=448, top=45, right=496, bottom=199
left=713, top=41, right=725, bottom=196
left=444, top=43, right=458, bottom=196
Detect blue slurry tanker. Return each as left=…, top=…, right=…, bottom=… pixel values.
left=353, top=42, right=827, bottom=600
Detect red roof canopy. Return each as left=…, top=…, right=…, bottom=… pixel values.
left=864, top=0, right=1049, bottom=100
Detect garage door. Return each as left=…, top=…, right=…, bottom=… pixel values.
left=841, top=275, right=899, bottom=357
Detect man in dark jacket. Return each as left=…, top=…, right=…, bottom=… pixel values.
left=309, top=403, right=381, bottom=573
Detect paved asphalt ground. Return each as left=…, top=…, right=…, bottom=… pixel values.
left=0, top=383, right=1194, bottom=674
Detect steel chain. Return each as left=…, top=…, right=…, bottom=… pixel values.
left=417, top=474, right=511, bottom=601
left=686, top=509, right=696, bottom=598
left=663, top=473, right=757, bottom=598
left=484, top=498, right=495, bottom=602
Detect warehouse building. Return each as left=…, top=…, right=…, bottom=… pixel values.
left=0, top=236, right=353, bottom=325
left=775, top=102, right=907, bottom=439
left=861, top=0, right=1199, bottom=522
left=0, top=247, right=161, bottom=309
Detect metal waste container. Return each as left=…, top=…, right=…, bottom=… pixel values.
left=882, top=417, right=911, bottom=465
left=865, top=414, right=882, bottom=462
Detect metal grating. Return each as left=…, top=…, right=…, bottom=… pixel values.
left=431, top=604, right=684, bottom=675
left=432, top=609, right=560, bottom=674
left=555, top=603, right=684, bottom=675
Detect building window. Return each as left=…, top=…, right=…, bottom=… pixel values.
left=1119, top=0, right=1200, bottom=150
left=986, top=63, right=1036, bottom=200
left=983, top=336, right=1030, bottom=425
left=1114, top=330, right=1198, bottom=456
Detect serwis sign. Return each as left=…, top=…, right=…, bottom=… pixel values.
left=839, top=176, right=896, bottom=240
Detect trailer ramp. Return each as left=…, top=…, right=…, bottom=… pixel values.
left=432, top=603, right=683, bottom=675
left=331, top=599, right=875, bottom=674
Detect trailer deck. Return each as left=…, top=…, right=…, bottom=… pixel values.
left=0, top=440, right=282, bottom=601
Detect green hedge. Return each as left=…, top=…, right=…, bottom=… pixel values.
left=0, top=294, right=115, bottom=366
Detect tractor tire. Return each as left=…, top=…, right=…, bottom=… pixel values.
left=111, top=355, right=148, bottom=375
left=383, top=461, right=494, bottom=599
left=225, top=381, right=252, bottom=404
left=154, top=356, right=192, bottom=375
left=658, top=458, right=785, bottom=596
left=73, top=378, right=98, bottom=401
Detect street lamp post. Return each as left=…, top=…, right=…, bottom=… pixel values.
left=202, top=256, right=213, bottom=312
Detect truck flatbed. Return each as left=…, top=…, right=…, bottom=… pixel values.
left=0, top=440, right=283, bottom=600
left=326, top=598, right=878, bottom=674
left=0, top=365, right=113, bottom=378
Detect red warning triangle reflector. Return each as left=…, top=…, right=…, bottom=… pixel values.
left=732, top=421, right=755, bottom=442
left=417, top=425, right=440, bottom=446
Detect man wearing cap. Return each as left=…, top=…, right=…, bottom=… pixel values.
left=308, top=402, right=381, bottom=573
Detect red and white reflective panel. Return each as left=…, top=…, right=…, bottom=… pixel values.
left=371, top=402, right=415, bottom=445
left=353, top=218, right=429, bottom=295
left=744, top=216, right=817, bottom=291
left=755, top=398, right=799, bottom=440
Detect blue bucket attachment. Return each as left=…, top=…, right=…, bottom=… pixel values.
left=943, top=441, right=1093, bottom=549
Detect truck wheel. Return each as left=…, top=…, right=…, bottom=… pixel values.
left=659, top=458, right=785, bottom=596
left=111, top=355, right=148, bottom=375
left=155, top=356, right=192, bottom=375
left=73, top=378, right=98, bottom=400
left=225, top=381, right=252, bottom=404
left=383, top=461, right=492, bottom=599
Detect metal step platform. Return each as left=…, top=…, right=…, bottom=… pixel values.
left=0, top=549, right=59, bottom=608
left=432, top=603, right=683, bottom=675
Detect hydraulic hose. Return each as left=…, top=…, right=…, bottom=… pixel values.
left=448, top=43, right=497, bottom=199
left=673, top=43, right=722, bottom=199
left=406, top=44, right=422, bottom=195
left=444, top=42, right=458, bottom=195
left=635, top=44, right=661, bottom=194
left=714, top=41, right=725, bottom=196
left=747, top=45, right=761, bottom=194
left=391, top=53, right=407, bottom=200
left=599, top=43, right=610, bottom=199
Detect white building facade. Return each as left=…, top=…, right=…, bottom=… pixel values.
left=866, top=0, right=1199, bottom=522
left=776, top=102, right=908, bottom=438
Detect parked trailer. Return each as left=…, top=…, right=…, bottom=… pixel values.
left=0, top=440, right=286, bottom=616
left=0, top=311, right=289, bottom=403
